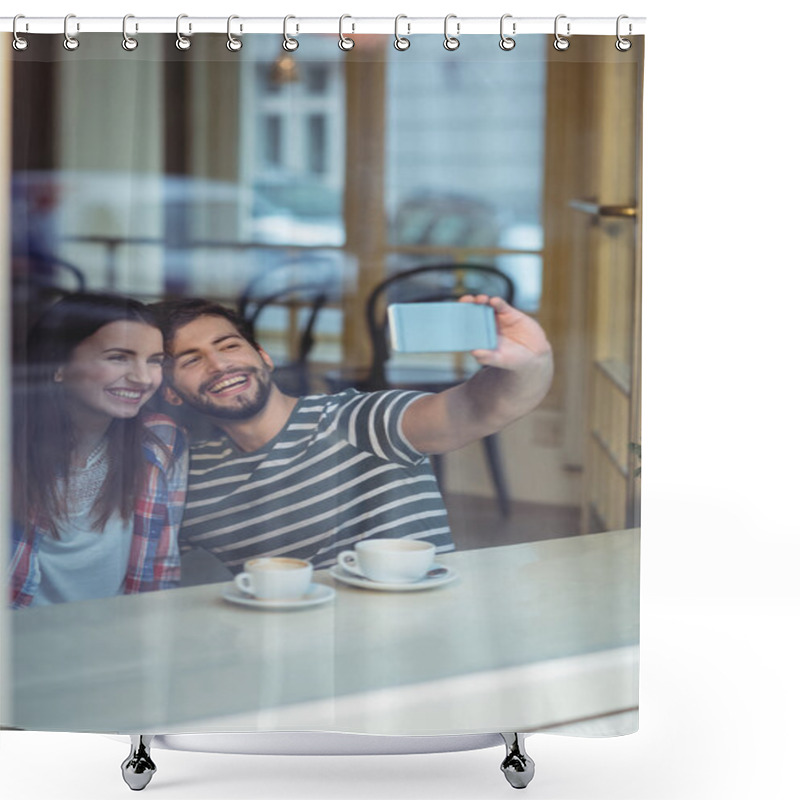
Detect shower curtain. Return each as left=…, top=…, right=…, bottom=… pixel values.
left=1, top=14, right=643, bottom=786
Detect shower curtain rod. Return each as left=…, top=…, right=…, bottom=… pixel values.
left=1, top=15, right=645, bottom=37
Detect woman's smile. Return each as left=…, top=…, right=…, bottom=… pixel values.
left=56, top=320, right=165, bottom=426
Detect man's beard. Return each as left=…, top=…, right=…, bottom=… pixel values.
left=173, top=366, right=272, bottom=421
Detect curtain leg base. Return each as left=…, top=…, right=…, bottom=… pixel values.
left=121, top=735, right=157, bottom=791
left=118, top=733, right=534, bottom=790
left=500, top=732, right=535, bottom=789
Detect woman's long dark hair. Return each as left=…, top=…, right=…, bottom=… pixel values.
left=13, top=292, right=165, bottom=536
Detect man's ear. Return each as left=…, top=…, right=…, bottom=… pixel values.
left=162, top=386, right=184, bottom=407
left=258, top=347, right=274, bottom=372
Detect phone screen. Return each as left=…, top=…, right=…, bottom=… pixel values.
left=387, top=302, right=497, bottom=353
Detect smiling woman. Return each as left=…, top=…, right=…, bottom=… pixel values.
left=9, top=293, right=189, bottom=609
left=54, top=319, right=165, bottom=425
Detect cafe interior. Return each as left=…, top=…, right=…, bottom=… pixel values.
left=0, top=28, right=644, bottom=772
left=5, top=32, right=642, bottom=568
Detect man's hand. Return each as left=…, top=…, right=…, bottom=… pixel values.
left=459, top=294, right=552, bottom=370
left=403, top=296, right=554, bottom=455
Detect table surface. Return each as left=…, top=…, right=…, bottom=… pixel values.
left=7, top=528, right=640, bottom=735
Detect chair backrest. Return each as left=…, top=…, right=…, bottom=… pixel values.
left=12, top=252, right=87, bottom=362
left=364, top=263, right=515, bottom=388
left=238, top=283, right=329, bottom=396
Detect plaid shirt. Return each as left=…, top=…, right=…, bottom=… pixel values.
left=9, top=413, right=187, bottom=610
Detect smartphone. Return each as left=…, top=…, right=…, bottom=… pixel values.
left=387, top=302, right=497, bottom=353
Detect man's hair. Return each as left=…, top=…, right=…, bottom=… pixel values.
left=149, top=298, right=259, bottom=354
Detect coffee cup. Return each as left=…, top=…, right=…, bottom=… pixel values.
left=337, top=539, right=435, bottom=583
left=235, top=557, right=313, bottom=600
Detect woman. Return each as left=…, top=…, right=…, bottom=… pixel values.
left=9, top=292, right=187, bottom=608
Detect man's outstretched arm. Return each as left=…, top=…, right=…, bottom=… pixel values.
left=402, top=295, right=554, bottom=455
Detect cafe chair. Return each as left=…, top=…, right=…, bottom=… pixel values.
left=11, top=251, right=86, bottom=362
left=238, top=281, right=329, bottom=397
left=324, top=263, right=515, bottom=516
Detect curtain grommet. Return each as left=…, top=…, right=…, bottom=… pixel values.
left=12, top=15, right=29, bottom=51
left=553, top=15, right=570, bottom=51
left=63, top=14, right=80, bottom=51
left=176, top=14, right=191, bottom=51
left=121, top=14, right=138, bottom=51
left=338, top=14, right=355, bottom=51
left=499, top=14, right=516, bottom=51
left=283, top=15, right=299, bottom=52
left=443, top=14, right=460, bottom=51
left=226, top=15, right=243, bottom=52
left=394, top=15, right=411, bottom=51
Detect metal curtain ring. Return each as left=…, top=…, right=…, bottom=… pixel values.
left=283, top=15, right=299, bottom=51
left=227, top=15, right=243, bottom=51
left=339, top=14, right=355, bottom=50
left=553, top=14, right=570, bottom=51
left=12, top=15, right=29, bottom=51
left=394, top=15, right=410, bottom=50
left=63, top=14, right=80, bottom=51
left=176, top=14, right=191, bottom=50
left=443, top=14, right=460, bottom=51
left=122, top=14, right=138, bottom=51
left=499, top=14, right=516, bottom=51
left=616, top=15, right=632, bottom=51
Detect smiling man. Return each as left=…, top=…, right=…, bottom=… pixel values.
left=153, top=297, right=553, bottom=576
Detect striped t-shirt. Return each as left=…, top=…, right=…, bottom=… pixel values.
left=180, top=389, right=454, bottom=572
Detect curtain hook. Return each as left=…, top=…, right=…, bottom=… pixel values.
left=12, top=14, right=29, bottom=51
left=283, top=15, right=299, bottom=51
left=615, top=15, right=632, bottom=51
left=553, top=14, right=570, bottom=51
left=339, top=14, right=355, bottom=50
left=63, top=13, right=80, bottom=51
left=176, top=14, right=191, bottom=50
left=499, top=14, right=516, bottom=51
left=226, top=15, right=243, bottom=51
left=443, top=14, right=460, bottom=51
left=394, top=14, right=410, bottom=50
left=122, top=14, right=138, bottom=51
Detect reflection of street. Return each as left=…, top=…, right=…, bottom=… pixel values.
left=12, top=170, right=543, bottom=311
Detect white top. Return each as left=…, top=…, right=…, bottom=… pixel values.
left=30, top=441, right=134, bottom=606
left=30, top=511, right=134, bottom=606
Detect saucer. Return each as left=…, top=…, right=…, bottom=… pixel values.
left=222, top=582, right=335, bottom=610
left=329, top=564, right=458, bottom=592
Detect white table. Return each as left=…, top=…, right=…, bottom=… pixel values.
left=7, top=528, right=639, bottom=735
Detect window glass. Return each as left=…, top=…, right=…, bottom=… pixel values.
left=247, top=36, right=345, bottom=249
left=385, top=36, right=546, bottom=311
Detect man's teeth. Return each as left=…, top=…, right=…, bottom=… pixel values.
left=209, top=375, right=248, bottom=393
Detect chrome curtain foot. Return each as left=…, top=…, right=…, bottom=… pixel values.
left=121, top=735, right=157, bottom=791
left=500, top=732, right=535, bottom=789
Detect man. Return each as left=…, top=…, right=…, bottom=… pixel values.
left=155, top=295, right=553, bottom=575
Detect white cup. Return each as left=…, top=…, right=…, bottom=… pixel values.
left=337, top=539, right=435, bottom=583
left=235, top=557, right=313, bottom=600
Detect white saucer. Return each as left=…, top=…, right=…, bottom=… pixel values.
left=329, top=564, right=458, bottom=592
left=222, top=582, right=335, bottom=610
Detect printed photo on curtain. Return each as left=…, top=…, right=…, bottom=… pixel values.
left=2, top=19, right=643, bottom=791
